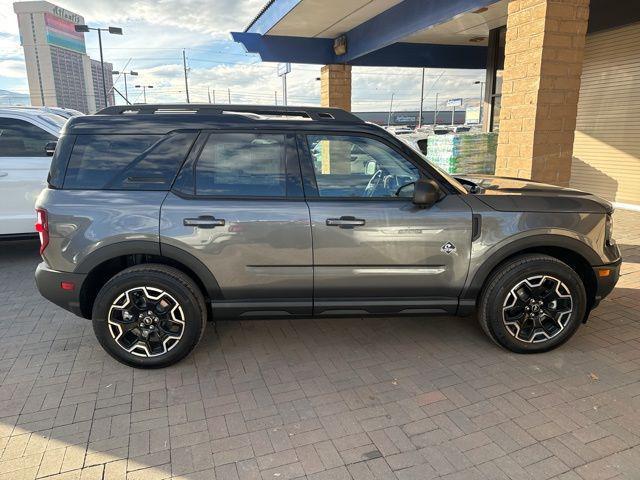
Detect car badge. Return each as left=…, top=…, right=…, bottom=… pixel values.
left=441, top=242, right=456, bottom=254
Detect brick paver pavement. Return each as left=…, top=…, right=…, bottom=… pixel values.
left=1, top=210, right=640, bottom=480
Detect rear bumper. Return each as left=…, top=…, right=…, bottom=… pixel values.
left=35, top=262, right=87, bottom=317
left=591, top=258, right=621, bottom=308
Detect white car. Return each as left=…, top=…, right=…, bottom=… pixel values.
left=0, top=107, right=66, bottom=236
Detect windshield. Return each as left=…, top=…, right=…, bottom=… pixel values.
left=399, top=137, right=467, bottom=193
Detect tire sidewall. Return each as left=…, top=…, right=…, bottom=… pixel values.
left=92, top=269, right=204, bottom=368
left=483, top=258, right=587, bottom=353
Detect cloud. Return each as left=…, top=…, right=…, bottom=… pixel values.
left=52, top=0, right=265, bottom=38
left=0, top=0, right=485, bottom=112
left=0, top=59, right=27, bottom=78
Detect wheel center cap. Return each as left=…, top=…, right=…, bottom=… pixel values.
left=531, top=304, right=540, bottom=313
left=143, top=316, right=154, bottom=325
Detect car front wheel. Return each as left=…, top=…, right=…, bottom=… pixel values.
left=92, top=264, right=207, bottom=368
left=479, top=254, right=587, bottom=353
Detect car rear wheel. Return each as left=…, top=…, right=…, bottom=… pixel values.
left=92, top=264, right=207, bottom=368
left=478, top=254, right=587, bottom=353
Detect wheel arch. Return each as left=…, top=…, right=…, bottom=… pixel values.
left=75, top=241, right=219, bottom=319
left=459, top=234, right=599, bottom=315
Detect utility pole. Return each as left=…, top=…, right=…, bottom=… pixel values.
left=387, top=93, right=395, bottom=127
left=182, top=49, right=190, bottom=103
left=433, top=92, right=439, bottom=126
left=228, top=88, right=231, bottom=103
left=207, top=87, right=211, bottom=103
left=274, top=91, right=278, bottom=105
left=418, top=68, right=425, bottom=129
left=212, top=89, right=216, bottom=103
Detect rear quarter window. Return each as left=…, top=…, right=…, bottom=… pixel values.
left=63, top=132, right=197, bottom=190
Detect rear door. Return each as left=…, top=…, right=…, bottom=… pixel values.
left=299, top=132, right=473, bottom=315
left=160, top=131, right=313, bottom=318
left=0, top=117, right=57, bottom=235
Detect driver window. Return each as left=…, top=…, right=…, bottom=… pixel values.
left=307, top=135, right=419, bottom=198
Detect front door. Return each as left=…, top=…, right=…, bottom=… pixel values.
left=300, top=133, right=473, bottom=315
left=0, top=117, right=56, bottom=235
left=161, top=131, right=313, bottom=318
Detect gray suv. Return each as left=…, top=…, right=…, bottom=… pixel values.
left=35, top=104, right=621, bottom=368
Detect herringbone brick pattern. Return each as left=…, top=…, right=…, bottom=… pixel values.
left=1, top=210, right=639, bottom=479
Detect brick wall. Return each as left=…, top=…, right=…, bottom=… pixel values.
left=496, top=0, right=590, bottom=185
left=320, top=64, right=352, bottom=112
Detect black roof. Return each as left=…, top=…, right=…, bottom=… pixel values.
left=64, top=104, right=372, bottom=135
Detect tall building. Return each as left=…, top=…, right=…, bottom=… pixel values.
left=91, top=59, right=114, bottom=110
left=13, top=1, right=114, bottom=113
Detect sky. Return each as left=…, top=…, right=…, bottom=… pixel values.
left=0, top=0, right=486, bottom=111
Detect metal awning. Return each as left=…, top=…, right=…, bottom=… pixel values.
left=232, top=0, right=509, bottom=68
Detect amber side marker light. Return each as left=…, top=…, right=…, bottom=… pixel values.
left=598, top=269, right=612, bottom=277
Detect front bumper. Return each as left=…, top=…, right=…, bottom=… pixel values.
left=591, top=258, right=622, bottom=308
left=35, top=262, right=87, bottom=317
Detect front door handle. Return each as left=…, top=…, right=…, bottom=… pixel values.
left=326, top=216, right=366, bottom=228
left=183, top=216, right=225, bottom=229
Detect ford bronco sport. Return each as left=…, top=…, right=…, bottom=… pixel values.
left=35, top=104, right=621, bottom=368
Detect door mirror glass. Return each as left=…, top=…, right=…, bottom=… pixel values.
left=413, top=178, right=441, bottom=207
left=45, top=141, right=57, bottom=156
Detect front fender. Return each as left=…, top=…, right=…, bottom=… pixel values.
left=459, top=230, right=604, bottom=312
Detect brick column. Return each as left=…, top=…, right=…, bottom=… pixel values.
left=495, top=0, right=590, bottom=185
left=320, top=64, right=352, bottom=111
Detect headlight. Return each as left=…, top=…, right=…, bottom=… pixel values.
left=605, top=214, right=615, bottom=246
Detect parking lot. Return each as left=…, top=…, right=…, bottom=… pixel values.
left=0, top=210, right=638, bottom=480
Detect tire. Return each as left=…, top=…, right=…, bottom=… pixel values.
left=92, top=264, right=207, bottom=368
left=478, top=254, right=587, bottom=353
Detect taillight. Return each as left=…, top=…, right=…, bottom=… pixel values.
left=35, top=208, right=49, bottom=255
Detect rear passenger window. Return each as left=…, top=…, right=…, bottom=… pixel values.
left=64, top=132, right=196, bottom=190
left=195, top=133, right=286, bottom=197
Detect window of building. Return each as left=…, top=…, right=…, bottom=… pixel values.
left=0, top=118, right=56, bottom=157
left=195, top=133, right=287, bottom=197
left=306, top=135, right=419, bottom=198
left=64, top=132, right=196, bottom=190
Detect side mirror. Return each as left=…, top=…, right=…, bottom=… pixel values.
left=45, top=141, right=57, bottom=156
left=413, top=178, right=441, bottom=207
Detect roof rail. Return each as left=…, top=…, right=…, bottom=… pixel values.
left=96, top=104, right=363, bottom=122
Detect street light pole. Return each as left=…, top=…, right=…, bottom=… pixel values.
left=135, top=85, right=153, bottom=103
left=96, top=29, right=107, bottom=107
left=112, top=70, right=137, bottom=104
left=74, top=24, right=122, bottom=109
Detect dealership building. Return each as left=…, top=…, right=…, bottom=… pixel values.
left=234, top=0, right=640, bottom=209
left=13, top=1, right=114, bottom=113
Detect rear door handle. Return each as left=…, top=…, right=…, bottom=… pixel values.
left=326, top=216, right=366, bottom=228
left=183, top=216, right=225, bottom=228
